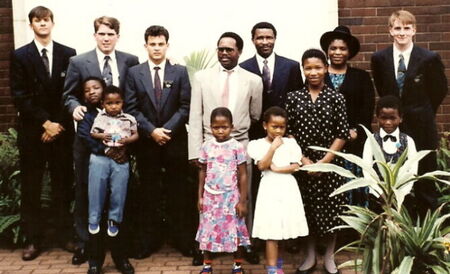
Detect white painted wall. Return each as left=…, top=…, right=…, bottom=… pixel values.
left=12, top=0, right=338, bottom=65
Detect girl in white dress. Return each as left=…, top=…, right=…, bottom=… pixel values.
left=248, top=106, right=308, bottom=274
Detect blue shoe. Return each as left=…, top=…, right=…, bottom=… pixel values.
left=107, top=220, right=119, bottom=237
left=88, top=223, right=100, bottom=234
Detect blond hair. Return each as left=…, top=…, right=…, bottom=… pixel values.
left=389, top=10, right=416, bottom=28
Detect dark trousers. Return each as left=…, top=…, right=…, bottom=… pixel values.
left=18, top=129, right=73, bottom=244
left=73, top=137, right=90, bottom=249
left=136, top=135, right=196, bottom=251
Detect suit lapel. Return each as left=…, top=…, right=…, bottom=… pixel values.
left=27, top=42, right=50, bottom=84
left=385, top=46, right=400, bottom=96
left=51, top=43, right=63, bottom=83
left=404, top=46, right=422, bottom=92
left=86, top=50, right=102, bottom=79
left=272, top=55, right=287, bottom=92
left=139, top=62, right=158, bottom=109
left=160, top=62, right=174, bottom=108
left=246, top=56, right=261, bottom=75
left=234, top=69, right=249, bottom=114
left=116, top=51, right=127, bottom=88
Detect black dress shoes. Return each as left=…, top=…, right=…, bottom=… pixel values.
left=243, top=246, right=259, bottom=264
left=87, top=265, right=101, bottom=274
left=72, top=248, right=88, bottom=265
left=22, top=244, right=40, bottom=261
left=192, top=249, right=203, bottom=266
left=114, top=258, right=135, bottom=274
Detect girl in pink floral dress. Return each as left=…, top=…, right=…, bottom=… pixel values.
left=196, top=107, right=250, bottom=274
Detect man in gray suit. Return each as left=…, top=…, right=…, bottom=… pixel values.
left=63, top=16, right=138, bottom=274
left=188, top=32, right=263, bottom=264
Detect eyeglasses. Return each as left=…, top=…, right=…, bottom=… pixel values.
left=217, top=47, right=236, bottom=53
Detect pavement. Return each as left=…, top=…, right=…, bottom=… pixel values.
left=0, top=245, right=361, bottom=274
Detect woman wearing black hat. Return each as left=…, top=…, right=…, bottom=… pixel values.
left=320, top=26, right=375, bottom=206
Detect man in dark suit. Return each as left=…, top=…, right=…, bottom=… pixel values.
left=240, top=22, right=303, bottom=117
left=63, top=16, right=138, bottom=273
left=240, top=22, right=304, bottom=255
left=10, top=6, right=76, bottom=261
left=125, top=25, right=196, bottom=262
left=371, top=10, right=448, bottom=218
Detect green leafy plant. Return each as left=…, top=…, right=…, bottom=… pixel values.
left=300, top=126, right=450, bottom=273
left=0, top=128, right=22, bottom=244
left=183, top=49, right=217, bottom=80
left=436, top=132, right=450, bottom=213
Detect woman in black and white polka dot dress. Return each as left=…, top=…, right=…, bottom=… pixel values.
left=286, top=49, right=349, bottom=274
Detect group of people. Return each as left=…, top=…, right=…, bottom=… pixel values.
left=9, top=5, right=447, bottom=274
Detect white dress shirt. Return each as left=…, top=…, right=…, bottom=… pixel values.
left=219, top=65, right=239, bottom=113
left=96, top=48, right=120, bottom=87
left=393, top=43, right=413, bottom=79
left=256, top=52, right=275, bottom=83
left=34, top=40, right=53, bottom=76
left=362, top=127, right=418, bottom=198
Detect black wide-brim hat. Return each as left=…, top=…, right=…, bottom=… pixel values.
left=320, top=25, right=360, bottom=59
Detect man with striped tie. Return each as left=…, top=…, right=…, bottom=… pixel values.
left=63, top=16, right=138, bottom=274
left=371, top=10, right=448, bottom=219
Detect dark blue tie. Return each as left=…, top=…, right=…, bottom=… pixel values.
left=396, top=54, right=406, bottom=96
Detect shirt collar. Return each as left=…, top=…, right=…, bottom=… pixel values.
left=99, top=108, right=125, bottom=117
left=380, top=127, right=400, bottom=139
left=34, top=40, right=53, bottom=55
left=255, top=52, right=275, bottom=65
left=393, top=43, right=413, bottom=58
left=148, top=59, right=167, bottom=72
left=96, top=47, right=116, bottom=63
left=219, top=64, right=239, bottom=73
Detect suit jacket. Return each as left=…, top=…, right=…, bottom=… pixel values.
left=188, top=66, right=263, bottom=160
left=10, top=41, right=76, bottom=137
left=325, top=66, right=375, bottom=155
left=63, top=49, right=139, bottom=114
left=371, top=45, right=448, bottom=150
left=240, top=54, right=303, bottom=112
left=125, top=61, right=191, bottom=138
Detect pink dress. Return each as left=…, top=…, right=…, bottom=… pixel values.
left=195, top=138, right=251, bottom=252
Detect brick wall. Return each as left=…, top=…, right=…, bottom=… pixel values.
left=338, top=0, right=450, bottom=132
left=0, top=1, right=449, bottom=132
left=0, top=0, right=14, bottom=132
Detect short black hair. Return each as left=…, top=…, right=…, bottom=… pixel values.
left=210, top=107, right=233, bottom=124
left=82, top=76, right=106, bottom=90
left=263, top=106, right=287, bottom=123
left=376, top=95, right=403, bottom=116
left=144, top=25, right=169, bottom=43
left=101, top=85, right=124, bottom=101
left=251, top=22, right=277, bottom=39
left=217, top=32, right=244, bottom=52
left=301, top=48, right=328, bottom=67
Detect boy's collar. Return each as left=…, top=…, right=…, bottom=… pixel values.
left=380, top=127, right=400, bottom=138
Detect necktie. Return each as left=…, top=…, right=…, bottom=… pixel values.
left=397, top=54, right=406, bottom=96
left=262, top=59, right=271, bottom=92
left=222, top=70, right=233, bottom=107
left=383, top=134, right=397, bottom=142
left=103, top=56, right=112, bottom=86
left=41, top=48, right=50, bottom=77
left=154, top=66, right=162, bottom=107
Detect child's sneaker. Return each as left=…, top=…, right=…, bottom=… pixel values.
left=232, top=263, right=245, bottom=273
left=88, top=223, right=100, bottom=234
left=107, top=220, right=119, bottom=237
left=200, top=264, right=212, bottom=274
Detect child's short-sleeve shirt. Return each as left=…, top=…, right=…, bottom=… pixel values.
left=91, top=109, right=137, bottom=147
left=199, top=138, right=246, bottom=194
